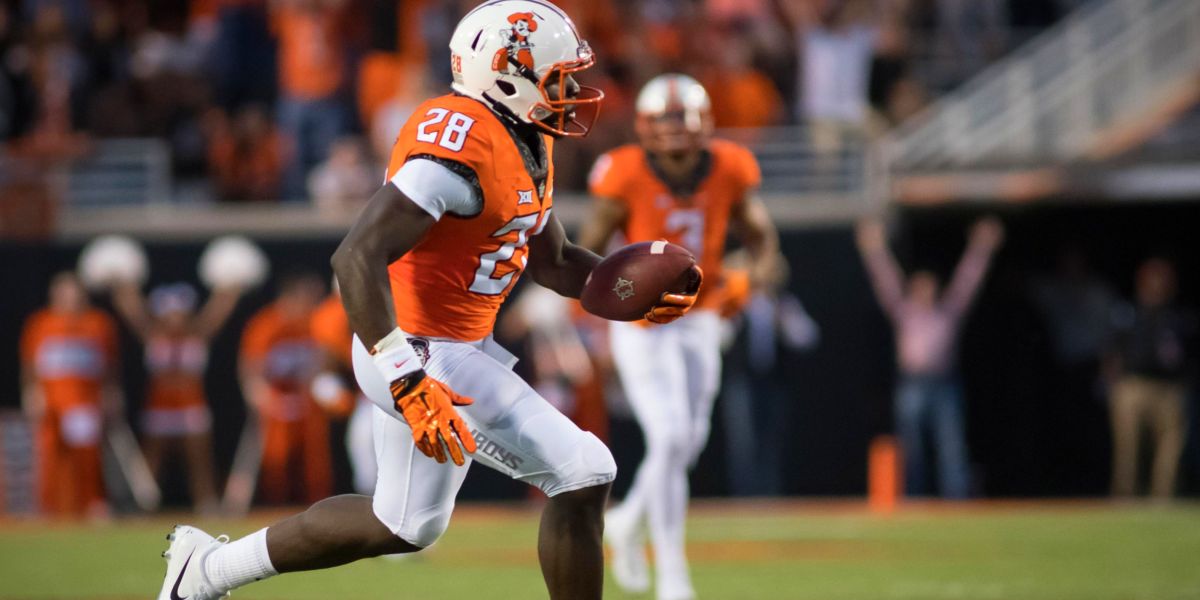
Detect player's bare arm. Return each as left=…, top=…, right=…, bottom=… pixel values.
left=332, top=184, right=435, bottom=347
left=730, top=193, right=781, bottom=288
left=332, top=182, right=476, bottom=466
left=576, top=195, right=628, bottom=254
left=527, top=211, right=603, bottom=298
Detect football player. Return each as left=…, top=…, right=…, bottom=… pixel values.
left=156, top=3, right=696, bottom=600
left=578, top=74, right=780, bottom=600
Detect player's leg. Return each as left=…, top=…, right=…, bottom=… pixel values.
left=157, top=343, right=467, bottom=600
left=679, top=311, right=723, bottom=465
left=610, top=320, right=693, bottom=599
left=435, top=337, right=616, bottom=600
left=538, top=483, right=611, bottom=598
left=346, top=397, right=378, bottom=495
left=258, top=341, right=475, bottom=571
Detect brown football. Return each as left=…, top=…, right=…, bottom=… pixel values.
left=580, top=241, right=698, bottom=321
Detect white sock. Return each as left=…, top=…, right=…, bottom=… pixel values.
left=203, top=528, right=278, bottom=593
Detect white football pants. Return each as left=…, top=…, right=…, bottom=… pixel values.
left=609, top=310, right=722, bottom=590
left=352, top=333, right=616, bottom=548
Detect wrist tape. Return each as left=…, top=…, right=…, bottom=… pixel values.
left=372, top=328, right=422, bottom=384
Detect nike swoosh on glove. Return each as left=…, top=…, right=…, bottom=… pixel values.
left=646, top=265, right=703, bottom=325
left=390, top=372, right=477, bottom=466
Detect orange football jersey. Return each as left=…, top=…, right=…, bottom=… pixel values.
left=20, top=309, right=118, bottom=411
left=588, top=139, right=761, bottom=309
left=386, top=94, right=556, bottom=341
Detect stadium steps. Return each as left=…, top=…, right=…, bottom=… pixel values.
left=888, top=0, right=1200, bottom=173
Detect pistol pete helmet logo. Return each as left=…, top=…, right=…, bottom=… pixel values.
left=492, top=13, right=538, bottom=73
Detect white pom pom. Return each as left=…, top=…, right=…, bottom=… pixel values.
left=199, top=236, right=270, bottom=289
left=77, top=235, right=149, bottom=291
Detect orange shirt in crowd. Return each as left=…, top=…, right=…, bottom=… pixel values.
left=703, top=69, right=783, bottom=129
left=240, top=302, right=321, bottom=421
left=20, top=309, right=118, bottom=410
left=207, top=126, right=287, bottom=201
left=589, top=140, right=762, bottom=310
left=273, top=5, right=346, bottom=99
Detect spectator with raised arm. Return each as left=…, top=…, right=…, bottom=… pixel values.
left=110, top=280, right=245, bottom=514
left=856, top=216, right=1003, bottom=499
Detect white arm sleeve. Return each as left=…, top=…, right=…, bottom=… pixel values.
left=388, top=158, right=482, bottom=220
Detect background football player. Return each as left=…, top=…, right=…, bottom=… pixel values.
left=578, top=74, right=781, bottom=600
left=156, top=3, right=694, bottom=600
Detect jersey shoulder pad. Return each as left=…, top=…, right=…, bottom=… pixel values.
left=710, top=139, right=761, bottom=191
left=588, top=144, right=643, bottom=199
left=395, top=95, right=497, bottom=173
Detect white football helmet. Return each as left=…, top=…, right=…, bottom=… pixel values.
left=449, top=0, right=603, bottom=137
left=635, top=74, right=713, bottom=153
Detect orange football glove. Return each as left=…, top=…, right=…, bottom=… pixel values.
left=390, top=372, right=477, bottom=466
left=646, top=265, right=704, bottom=324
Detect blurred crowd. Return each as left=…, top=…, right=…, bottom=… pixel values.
left=17, top=215, right=1195, bottom=520
left=0, top=0, right=1088, bottom=205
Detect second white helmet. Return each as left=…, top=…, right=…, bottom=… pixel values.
left=635, top=74, right=713, bottom=153
left=449, top=0, right=603, bottom=137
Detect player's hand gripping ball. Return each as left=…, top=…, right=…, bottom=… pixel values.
left=581, top=241, right=703, bottom=323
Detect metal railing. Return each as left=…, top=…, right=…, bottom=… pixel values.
left=718, top=125, right=872, bottom=195
left=888, top=0, right=1200, bottom=171
left=66, top=138, right=172, bottom=207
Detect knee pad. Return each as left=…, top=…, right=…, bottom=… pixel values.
left=394, top=504, right=454, bottom=549
left=648, top=426, right=692, bottom=459
left=542, top=432, right=617, bottom=498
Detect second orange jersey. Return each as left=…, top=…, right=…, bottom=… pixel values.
left=386, top=94, right=556, bottom=341
left=311, top=295, right=352, bottom=368
left=20, top=309, right=118, bottom=411
left=588, top=140, right=762, bottom=309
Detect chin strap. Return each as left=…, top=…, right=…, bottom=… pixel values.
left=481, top=92, right=526, bottom=127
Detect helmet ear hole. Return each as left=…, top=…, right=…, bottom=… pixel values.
left=496, top=80, right=518, bottom=97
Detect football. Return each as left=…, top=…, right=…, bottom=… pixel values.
left=580, top=241, right=699, bottom=321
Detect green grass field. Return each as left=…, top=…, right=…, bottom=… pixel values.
left=2, top=501, right=1199, bottom=600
